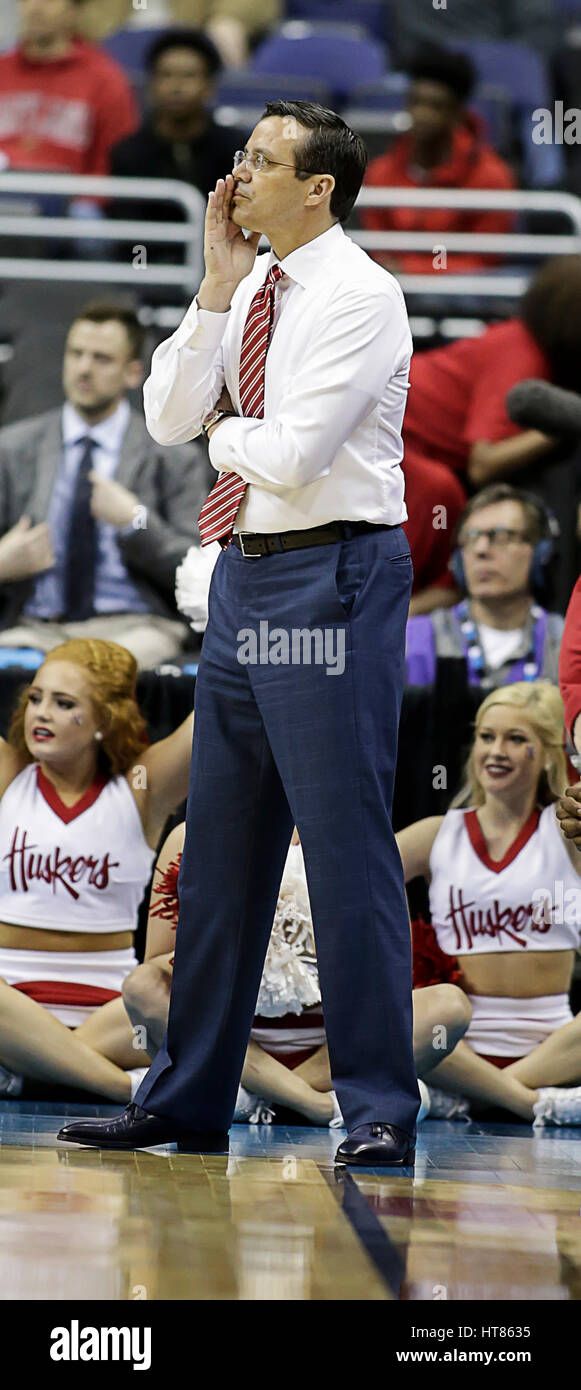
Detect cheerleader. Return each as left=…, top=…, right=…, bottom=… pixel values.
left=0, top=637, right=193, bottom=1101
left=399, top=680, right=581, bottom=1125
left=120, top=824, right=473, bottom=1125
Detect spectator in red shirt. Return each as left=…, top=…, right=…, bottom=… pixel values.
left=361, top=45, right=515, bottom=276
left=403, top=255, right=581, bottom=610
left=559, top=577, right=581, bottom=754
left=556, top=577, right=581, bottom=851
left=0, top=0, right=138, bottom=175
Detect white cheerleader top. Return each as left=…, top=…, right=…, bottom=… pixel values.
left=255, top=841, right=321, bottom=1018
left=428, top=804, right=581, bottom=956
left=0, top=764, right=155, bottom=931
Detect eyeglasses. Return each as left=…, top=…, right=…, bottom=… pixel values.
left=233, top=149, right=299, bottom=174
left=459, top=526, right=533, bottom=551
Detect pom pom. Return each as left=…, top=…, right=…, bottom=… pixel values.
left=154, top=840, right=323, bottom=1017
left=411, top=916, right=464, bottom=990
left=255, top=843, right=320, bottom=1017
left=255, top=894, right=321, bottom=1017
left=149, top=856, right=181, bottom=925
left=175, top=543, right=221, bottom=632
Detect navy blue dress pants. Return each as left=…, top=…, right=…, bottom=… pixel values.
left=136, top=525, right=420, bottom=1136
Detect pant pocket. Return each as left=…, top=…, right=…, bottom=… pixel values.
left=332, top=541, right=365, bottom=619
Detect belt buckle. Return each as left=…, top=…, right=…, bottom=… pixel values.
left=238, top=532, right=262, bottom=558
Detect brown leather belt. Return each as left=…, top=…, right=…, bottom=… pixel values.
left=228, top=519, right=397, bottom=558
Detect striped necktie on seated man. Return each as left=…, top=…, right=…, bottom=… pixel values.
left=198, top=263, right=285, bottom=548
left=63, top=435, right=98, bottom=621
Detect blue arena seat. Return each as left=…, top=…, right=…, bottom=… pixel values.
left=251, top=22, right=388, bottom=106
left=215, top=69, right=333, bottom=110
left=285, top=0, right=388, bottom=43
left=347, top=74, right=409, bottom=111
left=101, top=26, right=168, bottom=77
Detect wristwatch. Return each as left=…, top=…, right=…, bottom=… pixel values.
left=201, top=407, right=236, bottom=441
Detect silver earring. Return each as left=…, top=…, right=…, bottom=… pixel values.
left=95, top=731, right=103, bottom=742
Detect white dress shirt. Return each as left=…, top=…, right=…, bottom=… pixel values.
left=144, top=222, right=412, bottom=534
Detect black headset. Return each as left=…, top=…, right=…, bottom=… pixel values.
left=449, top=490, right=560, bottom=606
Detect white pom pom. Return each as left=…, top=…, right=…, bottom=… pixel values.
left=256, top=842, right=320, bottom=1017
left=175, top=542, right=221, bottom=632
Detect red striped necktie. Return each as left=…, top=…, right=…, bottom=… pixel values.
left=198, top=262, right=284, bottom=547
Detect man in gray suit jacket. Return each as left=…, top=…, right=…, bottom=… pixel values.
left=0, top=301, right=208, bottom=668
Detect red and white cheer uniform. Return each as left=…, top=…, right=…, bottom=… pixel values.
left=428, top=804, right=580, bottom=1061
left=0, top=764, right=155, bottom=1025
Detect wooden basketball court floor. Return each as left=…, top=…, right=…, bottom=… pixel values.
left=1, top=1102, right=580, bottom=1300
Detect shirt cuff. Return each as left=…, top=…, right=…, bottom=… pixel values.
left=208, top=414, right=256, bottom=471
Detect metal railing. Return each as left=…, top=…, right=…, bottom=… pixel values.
left=0, top=172, right=206, bottom=291
left=353, top=187, right=581, bottom=298
left=2, top=176, right=581, bottom=307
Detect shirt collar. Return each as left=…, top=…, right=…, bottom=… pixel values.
left=17, top=39, right=85, bottom=70
left=268, top=222, right=345, bottom=289
left=62, top=398, right=131, bottom=453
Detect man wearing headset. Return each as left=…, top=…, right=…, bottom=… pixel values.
left=405, top=483, right=564, bottom=690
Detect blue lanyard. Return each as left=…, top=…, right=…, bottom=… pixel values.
left=456, top=601, right=544, bottom=687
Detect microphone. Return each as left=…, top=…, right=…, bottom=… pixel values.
left=506, top=379, right=581, bottom=437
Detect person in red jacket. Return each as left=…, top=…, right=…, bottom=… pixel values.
left=559, top=577, right=581, bottom=754
left=556, top=577, right=581, bottom=852
left=0, top=0, right=138, bottom=175
left=361, top=45, right=515, bottom=276
left=402, top=255, right=581, bottom=610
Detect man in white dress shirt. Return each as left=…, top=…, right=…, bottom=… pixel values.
left=59, top=101, right=421, bottom=1165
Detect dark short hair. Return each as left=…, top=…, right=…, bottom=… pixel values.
left=69, top=301, right=145, bottom=360
left=407, top=44, right=476, bottom=104
left=261, top=100, right=367, bottom=224
left=457, top=484, right=546, bottom=545
left=145, top=26, right=222, bottom=79
left=521, top=255, right=581, bottom=391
